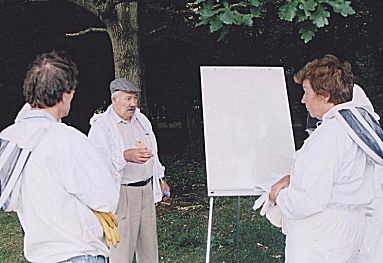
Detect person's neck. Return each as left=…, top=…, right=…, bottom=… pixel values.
left=318, top=103, right=335, bottom=120
left=32, top=106, right=61, bottom=121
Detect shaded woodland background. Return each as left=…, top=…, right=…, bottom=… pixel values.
left=0, top=0, right=382, bottom=153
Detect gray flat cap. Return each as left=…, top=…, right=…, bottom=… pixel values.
left=110, top=78, right=141, bottom=94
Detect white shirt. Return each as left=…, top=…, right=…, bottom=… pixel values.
left=88, top=106, right=165, bottom=203
left=0, top=110, right=119, bottom=262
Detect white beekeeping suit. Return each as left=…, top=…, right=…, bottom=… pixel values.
left=254, top=83, right=383, bottom=262
left=351, top=85, right=383, bottom=263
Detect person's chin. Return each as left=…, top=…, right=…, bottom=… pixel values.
left=124, top=111, right=134, bottom=119
left=126, top=110, right=135, bottom=116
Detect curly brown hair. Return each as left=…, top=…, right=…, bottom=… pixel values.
left=23, top=51, right=79, bottom=108
left=294, top=54, right=354, bottom=105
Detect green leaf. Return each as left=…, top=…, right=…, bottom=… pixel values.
left=197, top=4, right=220, bottom=18
left=219, top=10, right=243, bottom=25
left=298, top=0, right=317, bottom=17
left=250, top=7, right=261, bottom=17
left=299, top=27, right=316, bottom=43
left=196, top=18, right=210, bottom=26
left=249, top=0, right=261, bottom=7
left=242, top=14, right=254, bottom=26
left=296, top=9, right=309, bottom=22
left=209, top=17, right=223, bottom=32
left=310, top=4, right=330, bottom=28
left=217, top=27, right=229, bottom=42
left=278, top=0, right=298, bottom=21
left=232, top=11, right=245, bottom=25
left=322, top=0, right=355, bottom=16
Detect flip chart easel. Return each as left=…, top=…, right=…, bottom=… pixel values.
left=200, top=66, right=295, bottom=262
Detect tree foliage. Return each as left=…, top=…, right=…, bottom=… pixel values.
left=191, top=0, right=355, bottom=43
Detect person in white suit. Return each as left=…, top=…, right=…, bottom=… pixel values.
left=88, top=78, right=171, bottom=263
left=0, top=51, right=119, bottom=263
left=270, top=54, right=383, bottom=263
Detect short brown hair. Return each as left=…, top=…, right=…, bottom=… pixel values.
left=23, top=51, right=79, bottom=108
left=294, top=54, right=354, bottom=105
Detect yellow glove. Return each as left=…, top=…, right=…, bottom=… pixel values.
left=93, top=211, right=120, bottom=248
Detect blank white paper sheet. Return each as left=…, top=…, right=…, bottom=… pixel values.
left=200, top=66, right=295, bottom=196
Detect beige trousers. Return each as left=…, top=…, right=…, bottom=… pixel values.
left=110, top=183, right=158, bottom=263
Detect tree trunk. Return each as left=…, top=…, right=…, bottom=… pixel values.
left=103, top=2, right=148, bottom=113
left=105, top=3, right=140, bottom=83
left=68, top=0, right=148, bottom=114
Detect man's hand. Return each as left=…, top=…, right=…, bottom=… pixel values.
left=93, top=211, right=120, bottom=248
left=270, top=175, right=290, bottom=204
left=123, top=148, right=154, bottom=164
left=160, top=179, right=171, bottom=202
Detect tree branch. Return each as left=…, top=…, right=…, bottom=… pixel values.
left=65, top=27, right=107, bottom=37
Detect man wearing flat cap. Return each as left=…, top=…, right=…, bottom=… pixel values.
left=88, top=78, right=170, bottom=263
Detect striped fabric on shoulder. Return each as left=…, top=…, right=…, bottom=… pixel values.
left=336, top=107, right=383, bottom=165
left=0, top=139, right=30, bottom=211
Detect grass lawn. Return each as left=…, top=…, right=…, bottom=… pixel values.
left=0, top=212, right=25, bottom=263
left=0, top=151, right=285, bottom=263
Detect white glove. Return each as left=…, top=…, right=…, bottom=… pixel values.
left=253, top=192, right=282, bottom=228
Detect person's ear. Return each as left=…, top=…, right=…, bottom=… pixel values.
left=323, top=94, right=330, bottom=104
left=111, top=94, right=118, bottom=105
left=61, top=92, right=70, bottom=103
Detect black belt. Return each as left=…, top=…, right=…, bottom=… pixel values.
left=124, top=177, right=152, bottom=187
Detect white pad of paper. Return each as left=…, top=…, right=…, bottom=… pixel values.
left=200, top=66, right=295, bottom=196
